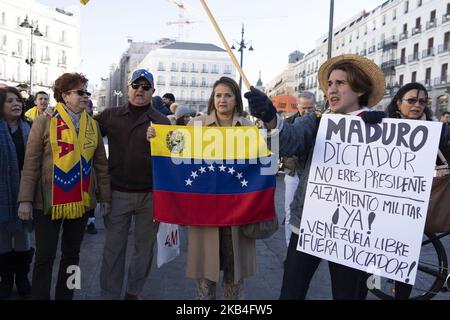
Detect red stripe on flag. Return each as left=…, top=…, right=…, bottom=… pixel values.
left=53, top=181, right=82, bottom=205
left=153, top=189, right=276, bottom=226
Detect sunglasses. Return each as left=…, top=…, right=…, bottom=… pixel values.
left=131, top=83, right=152, bottom=91
left=403, top=98, right=428, bottom=106
left=67, top=89, right=91, bottom=97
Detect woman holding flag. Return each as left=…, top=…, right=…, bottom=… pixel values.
left=17, top=73, right=110, bottom=300
left=185, top=77, right=257, bottom=300
left=147, top=76, right=258, bottom=300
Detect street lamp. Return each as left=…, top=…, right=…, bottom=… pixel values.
left=20, top=15, right=43, bottom=95
left=113, top=90, right=123, bottom=107
left=230, top=24, right=254, bottom=91
left=327, top=0, right=334, bottom=59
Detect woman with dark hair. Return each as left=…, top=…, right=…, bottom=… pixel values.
left=17, top=73, right=111, bottom=300
left=186, top=77, right=254, bottom=300
left=0, top=87, right=33, bottom=299
left=146, top=76, right=255, bottom=299
left=385, top=82, right=450, bottom=299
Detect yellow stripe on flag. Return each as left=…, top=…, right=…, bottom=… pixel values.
left=80, top=0, right=89, bottom=5
left=150, top=125, right=271, bottom=160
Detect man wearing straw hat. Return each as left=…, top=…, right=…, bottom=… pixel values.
left=245, top=54, right=386, bottom=300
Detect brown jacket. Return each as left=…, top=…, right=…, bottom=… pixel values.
left=18, top=115, right=110, bottom=210
left=94, top=103, right=170, bottom=191
left=186, top=112, right=257, bottom=283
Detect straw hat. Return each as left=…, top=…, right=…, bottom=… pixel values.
left=318, top=54, right=386, bottom=107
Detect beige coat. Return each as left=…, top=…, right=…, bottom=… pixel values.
left=18, top=114, right=110, bottom=211
left=185, top=111, right=257, bottom=283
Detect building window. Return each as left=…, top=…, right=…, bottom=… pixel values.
left=191, top=77, right=196, bottom=86
left=17, top=39, right=22, bottom=56
left=171, top=63, right=177, bottom=72
left=393, top=8, right=397, bottom=20
left=191, top=90, right=195, bottom=100
left=399, top=74, right=404, bottom=86
left=45, top=25, right=49, bottom=38
left=191, top=63, right=196, bottom=72
left=425, top=67, right=431, bottom=85
left=170, top=76, right=177, bottom=86
left=442, top=64, right=448, bottom=83
left=202, top=64, right=208, bottom=73
left=382, top=15, right=386, bottom=26
left=1, top=12, right=5, bottom=25
left=404, top=1, right=409, bottom=13
left=212, top=64, right=218, bottom=73
left=224, top=64, right=231, bottom=74
left=181, top=63, right=188, bottom=72
left=201, top=77, right=207, bottom=86
left=0, top=35, right=6, bottom=49
left=158, top=62, right=165, bottom=71
left=181, top=76, right=187, bottom=86
left=417, top=0, right=422, bottom=7
left=60, top=30, right=66, bottom=42
left=411, top=71, right=417, bottom=83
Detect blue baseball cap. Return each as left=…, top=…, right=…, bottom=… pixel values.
left=129, top=69, right=154, bottom=86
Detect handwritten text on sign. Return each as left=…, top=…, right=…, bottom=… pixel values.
left=297, top=114, right=441, bottom=285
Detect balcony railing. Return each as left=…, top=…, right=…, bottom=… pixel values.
left=396, top=57, right=406, bottom=66
left=434, top=75, right=449, bottom=86
left=360, top=49, right=367, bottom=56
left=443, top=13, right=450, bottom=24
left=408, top=53, right=420, bottom=62
left=426, top=19, right=437, bottom=30
left=422, top=47, right=434, bottom=58
left=381, top=36, right=398, bottom=51
left=381, top=60, right=397, bottom=70
left=411, top=26, right=422, bottom=36
left=399, top=31, right=408, bottom=41
left=191, top=69, right=198, bottom=73
left=170, top=68, right=178, bottom=72
left=368, top=45, right=376, bottom=54
left=438, top=43, right=450, bottom=54
left=170, top=82, right=178, bottom=86
left=157, top=81, right=166, bottom=86
left=180, top=68, right=189, bottom=72
left=201, top=69, right=208, bottom=73
left=157, top=67, right=165, bottom=71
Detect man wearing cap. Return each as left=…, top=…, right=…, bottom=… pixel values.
left=95, top=69, right=170, bottom=300
left=245, top=54, right=386, bottom=300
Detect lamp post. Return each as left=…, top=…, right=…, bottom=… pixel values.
left=231, top=24, right=254, bottom=91
left=113, top=90, right=123, bottom=107
left=327, top=0, right=334, bottom=59
left=20, top=15, right=43, bottom=95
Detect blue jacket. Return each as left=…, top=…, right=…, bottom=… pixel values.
left=278, top=112, right=320, bottom=232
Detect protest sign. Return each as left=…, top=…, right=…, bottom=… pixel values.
left=298, top=114, right=442, bottom=284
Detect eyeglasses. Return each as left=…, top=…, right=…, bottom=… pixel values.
left=130, top=83, right=152, bottom=91
left=403, top=98, right=428, bottom=106
left=67, top=90, right=91, bottom=97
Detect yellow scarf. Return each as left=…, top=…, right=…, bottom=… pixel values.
left=49, top=103, right=98, bottom=220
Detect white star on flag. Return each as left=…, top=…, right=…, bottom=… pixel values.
left=199, top=167, right=207, bottom=174
left=191, top=171, right=198, bottom=179
left=228, top=167, right=235, bottom=175
left=236, top=173, right=243, bottom=179
left=219, top=165, right=226, bottom=172
left=208, top=164, right=215, bottom=172
left=241, top=179, right=248, bottom=187
left=185, top=178, right=193, bottom=186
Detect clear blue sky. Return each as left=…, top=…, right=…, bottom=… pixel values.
left=38, top=0, right=383, bottom=88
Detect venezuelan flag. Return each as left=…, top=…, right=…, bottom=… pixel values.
left=150, top=125, right=276, bottom=226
